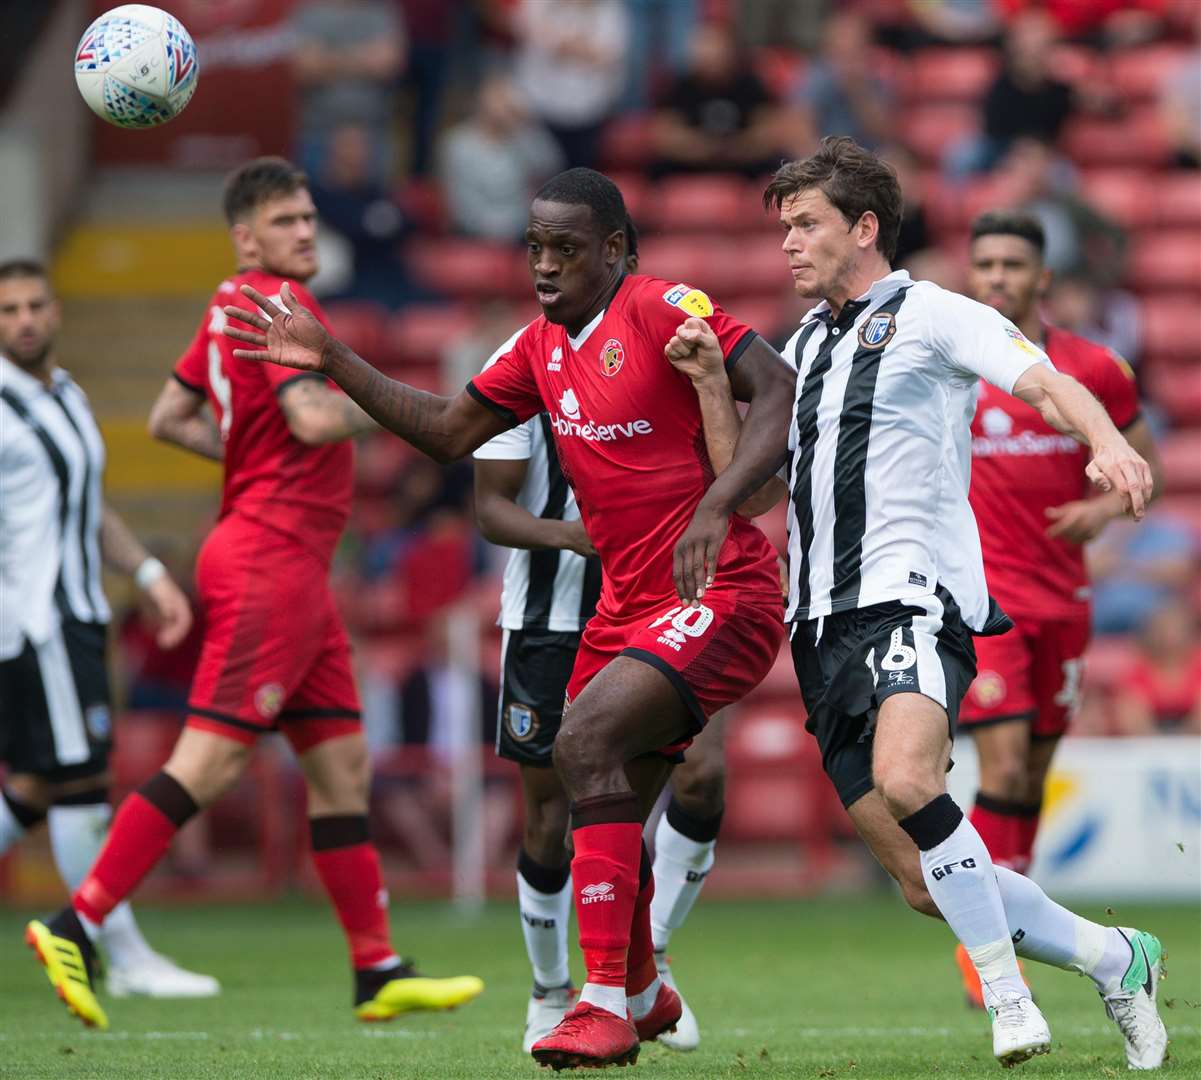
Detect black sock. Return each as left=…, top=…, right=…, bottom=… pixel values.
left=47, top=907, right=98, bottom=979
left=2, top=788, right=47, bottom=830
left=354, top=958, right=416, bottom=1005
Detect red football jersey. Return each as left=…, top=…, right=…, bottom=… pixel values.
left=174, top=270, right=353, bottom=564
left=468, top=274, right=781, bottom=618
left=969, top=325, right=1140, bottom=619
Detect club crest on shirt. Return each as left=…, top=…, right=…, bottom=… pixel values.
left=255, top=681, right=285, bottom=719
left=85, top=705, right=111, bottom=740
left=600, top=338, right=624, bottom=377
left=858, top=310, right=896, bottom=349
left=506, top=703, right=538, bottom=741
left=662, top=283, right=714, bottom=318
left=971, top=670, right=1007, bottom=708
left=1005, top=326, right=1041, bottom=358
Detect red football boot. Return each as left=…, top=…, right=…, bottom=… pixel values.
left=531, top=1001, right=640, bottom=1070
left=956, top=943, right=986, bottom=1010
left=634, top=982, right=682, bottom=1043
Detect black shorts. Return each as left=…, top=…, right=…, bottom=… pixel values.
left=0, top=619, right=113, bottom=782
left=790, top=587, right=977, bottom=810
left=496, top=628, right=580, bottom=767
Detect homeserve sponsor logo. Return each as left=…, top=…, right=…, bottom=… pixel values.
left=972, top=431, right=1079, bottom=457
left=550, top=387, right=654, bottom=442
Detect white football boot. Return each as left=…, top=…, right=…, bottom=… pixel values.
left=106, top=951, right=220, bottom=998
left=1101, top=929, right=1168, bottom=1070
left=654, top=951, right=700, bottom=1052
left=523, top=984, right=576, bottom=1053
left=989, top=992, right=1052, bottom=1068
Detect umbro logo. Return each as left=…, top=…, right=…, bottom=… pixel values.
left=580, top=882, right=616, bottom=904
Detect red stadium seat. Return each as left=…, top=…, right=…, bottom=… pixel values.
left=653, top=175, right=755, bottom=233
left=407, top=240, right=524, bottom=300
left=1139, top=295, right=1201, bottom=364
left=1128, top=233, right=1201, bottom=292
left=1154, top=172, right=1201, bottom=228
left=1061, top=109, right=1170, bottom=168
left=323, top=300, right=388, bottom=361
left=600, top=114, right=656, bottom=171
left=1111, top=45, right=1192, bottom=103
left=1159, top=429, right=1201, bottom=494
left=722, top=297, right=787, bottom=342
left=632, top=236, right=711, bottom=289
left=1080, top=169, right=1155, bottom=229
left=900, top=104, right=978, bottom=165
left=1148, top=366, right=1201, bottom=426
left=397, top=178, right=448, bottom=234
left=383, top=303, right=476, bottom=368
left=754, top=46, right=807, bottom=99
left=608, top=172, right=649, bottom=224
left=1047, top=44, right=1103, bottom=88
left=905, top=48, right=999, bottom=104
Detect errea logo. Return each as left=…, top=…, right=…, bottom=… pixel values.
left=580, top=882, right=616, bottom=904
left=548, top=346, right=563, bottom=372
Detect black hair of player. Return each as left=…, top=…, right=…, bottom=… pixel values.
left=625, top=215, right=639, bottom=260
left=0, top=258, right=48, bottom=284
left=222, top=157, right=309, bottom=226
left=764, top=136, right=903, bottom=263
left=970, top=210, right=1047, bottom=259
left=534, top=168, right=627, bottom=242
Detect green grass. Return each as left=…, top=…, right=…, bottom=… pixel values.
left=1, top=897, right=1198, bottom=1079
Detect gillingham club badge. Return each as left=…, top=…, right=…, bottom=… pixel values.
left=858, top=310, right=897, bottom=350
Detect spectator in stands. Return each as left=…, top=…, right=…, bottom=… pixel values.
left=650, top=20, right=792, bottom=178
left=621, top=0, right=702, bottom=110
left=438, top=75, right=564, bottom=243
left=995, top=0, right=1165, bottom=48
left=945, top=11, right=1076, bottom=177
left=1159, top=13, right=1201, bottom=169
left=1089, top=512, right=1200, bottom=635
left=511, top=0, right=629, bottom=170
left=291, top=0, right=405, bottom=183
left=397, top=0, right=457, bottom=177
left=791, top=11, right=894, bottom=152
left=1112, top=601, right=1201, bottom=734
left=309, top=123, right=433, bottom=308
left=735, top=0, right=828, bottom=53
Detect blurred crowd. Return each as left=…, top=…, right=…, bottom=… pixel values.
left=114, top=0, right=1201, bottom=740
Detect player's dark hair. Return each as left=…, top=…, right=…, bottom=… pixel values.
left=763, top=136, right=904, bottom=263
left=970, top=210, right=1046, bottom=258
left=0, top=258, right=48, bottom=284
left=534, top=167, right=627, bottom=241
left=625, top=214, right=639, bottom=260
left=222, top=156, right=309, bottom=225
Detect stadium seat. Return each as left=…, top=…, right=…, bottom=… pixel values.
left=754, top=46, right=806, bottom=99
left=1128, top=233, right=1201, bottom=292
left=608, top=172, right=649, bottom=223
left=1158, top=429, right=1201, bottom=494
left=323, top=301, right=388, bottom=361
left=1154, top=172, right=1201, bottom=228
left=634, top=236, right=715, bottom=291
left=722, top=297, right=787, bottom=342
left=407, top=240, right=525, bottom=300
left=1111, top=45, right=1192, bottom=103
left=383, top=303, right=476, bottom=368
left=653, top=175, right=756, bottom=233
left=397, top=178, right=448, bottom=234
left=905, top=48, right=999, bottom=104
left=1047, top=43, right=1103, bottom=88
left=899, top=104, right=978, bottom=165
left=1139, top=295, right=1201, bottom=364
left=599, top=114, right=656, bottom=171
left=1061, top=109, right=1170, bottom=168
left=1080, top=169, right=1155, bottom=230
left=1148, top=366, right=1201, bottom=426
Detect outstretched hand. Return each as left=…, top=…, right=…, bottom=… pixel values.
left=222, top=282, right=332, bottom=373
left=1084, top=440, right=1153, bottom=521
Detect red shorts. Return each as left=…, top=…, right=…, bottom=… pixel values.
left=960, top=613, right=1090, bottom=738
left=566, top=586, right=785, bottom=754
left=186, top=514, right=360, bottom=753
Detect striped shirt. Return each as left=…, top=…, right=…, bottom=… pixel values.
left=0, top=356, right=110, bottom=659
left=781, top=270, right=1052, bottom=632
left=473, top=329, right=601, bottom=633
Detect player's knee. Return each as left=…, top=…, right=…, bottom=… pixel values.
left=552, top=719, right=613, bottom=788
left=873, top=765, right=942, bottom=821
left=672, top=764, right=725, bottom=819
left=980, top=755, right=1027, bottom=801
left=166, top=739, right=251, bottom=807
left=523, top=796, right=570, bottom=865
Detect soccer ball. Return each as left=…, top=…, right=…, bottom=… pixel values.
left=74, top=5, right=199, bottom=129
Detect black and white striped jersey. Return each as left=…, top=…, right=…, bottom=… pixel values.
left=473, top=329, right=601, bottom=633
left=781, top=270, right=1052, bottom=632
left=0, top=356, right=110, bottom=659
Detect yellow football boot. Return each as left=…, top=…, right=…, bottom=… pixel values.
left=355, top=961, right=484, bottom=1021
left=26, top=917, right=109, bottom=1031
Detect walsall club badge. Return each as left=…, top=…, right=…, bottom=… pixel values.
left=600, top=338, right=624, bottom=377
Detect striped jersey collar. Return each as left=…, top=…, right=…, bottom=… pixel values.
left=806, top=269, right=913, bottom=324
left=0, top=354, right=69, bottom=397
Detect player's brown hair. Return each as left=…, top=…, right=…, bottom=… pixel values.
left=970, top=209, right=1046, bottom=258
left=0, top=258, right=49, bottom=284
left=763, top=136, right=904, bottom=263
left=222, top=157, right=309, bottom=225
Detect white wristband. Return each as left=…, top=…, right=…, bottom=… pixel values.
left=134, top=557, right=166, bottom=590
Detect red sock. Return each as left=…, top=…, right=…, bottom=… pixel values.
left=626, top=843, right=656, bottom=997
left=310, top=816, right=396, bottom=970
left=970, top=794, right=1028, bottom=871
left=571, top=811, right=642, bottom=988
left=73, top=772, right=198, bottom=925
left=1013, top=803, right=1042, bottom=876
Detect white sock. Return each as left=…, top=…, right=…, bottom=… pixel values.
left=517, top=864, right=572, bottom=990
left=627, top=975, right=662, bottom=1020
left=0, top=791, right=32, bottom=854
left=994, top=865, right=1133, bottom=994
left=579, top=981, right=627, bottom=1018
left=650, top=813, right=716, bottom=952
left=48, top=804, right=153, bottom=964
left=905, top=796, right=1028, bottom=1007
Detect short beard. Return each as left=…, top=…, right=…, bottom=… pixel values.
left=7, top=341, right=51, bottom=372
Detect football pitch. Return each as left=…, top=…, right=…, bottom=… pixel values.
left=2, top=897, right=1198, bottom=1079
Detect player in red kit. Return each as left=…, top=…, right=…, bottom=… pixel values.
left=222, top=168, right=796, bottom=1069
left=954, top=210, right=1162, bottom=1007
left=26, top=158, right=483, bottom=1031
